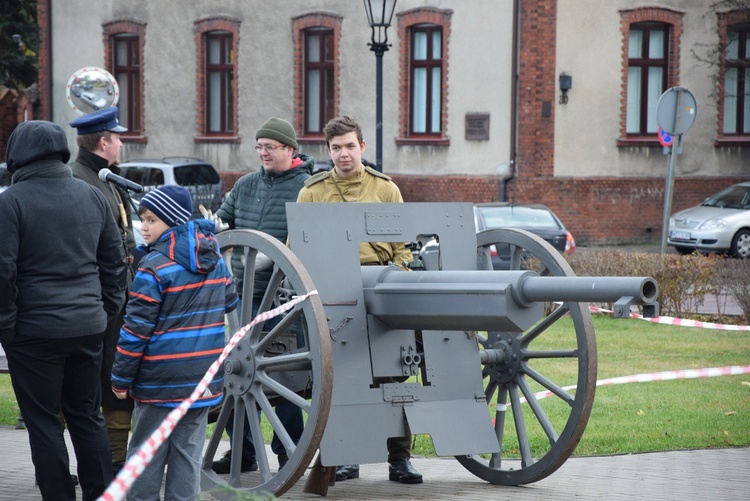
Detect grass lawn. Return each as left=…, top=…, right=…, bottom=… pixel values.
left=2, top=314, right=748, bottom=458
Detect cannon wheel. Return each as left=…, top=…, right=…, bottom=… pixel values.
left=456, top=228, right=597, bottom=485
left=200, top=229, right=332, bottom=499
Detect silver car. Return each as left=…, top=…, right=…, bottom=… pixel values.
left=668, top=182, right=750, bottom=258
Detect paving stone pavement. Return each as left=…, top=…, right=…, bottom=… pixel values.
left=1, top=426, right=747, bottom=501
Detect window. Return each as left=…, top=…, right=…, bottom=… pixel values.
left=618, top=8, right=682, bottom=145
left=396, top=8, right=451, bottom=145
left=723, top=25, right=750, bottom=135
left=410, top=25, right=443, bottom=135
left=303, top=28, right=335, bottom=135
left=205, top=31, right=235, bottom=134
left=293, top=13, right=341, bottom=141
left=626, top=23, right=668, bottom=135
left=194, top=17, right=240, bottom=142
left=112, top=34, right=141, bottom=134
left=103, top=21, right=145, bottom=140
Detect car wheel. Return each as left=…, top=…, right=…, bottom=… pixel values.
left=674, top=245, right=693, bottom=255
left=731, top=229, right=750, bottom=258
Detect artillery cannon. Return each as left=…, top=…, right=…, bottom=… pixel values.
left=200, top=203, right=658, bottom=498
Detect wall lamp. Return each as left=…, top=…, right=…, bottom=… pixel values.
left=559, top=73, right=572, bottom=104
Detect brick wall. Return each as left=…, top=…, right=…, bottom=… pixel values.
left=218, top=170, right=745, bottom=246
left=392, top=174, right=749, bottom=246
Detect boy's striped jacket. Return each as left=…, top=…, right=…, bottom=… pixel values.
left=112, top=219, right=238, bottom=408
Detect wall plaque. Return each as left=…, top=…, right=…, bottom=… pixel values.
left=465, top=113, right=490, bottom=141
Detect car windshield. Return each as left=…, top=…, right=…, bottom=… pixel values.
left=174, top=165, right=220, bottom=185
left=478, top=206, right=560, bottom=229
left=701, top=185, right=750, bottom=210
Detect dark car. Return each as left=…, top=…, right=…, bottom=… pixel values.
left=418, top=203, right=575, bottom=271
left=474, top=203, right=576, bottom=270
left=118, top=157, right=223, bottom=218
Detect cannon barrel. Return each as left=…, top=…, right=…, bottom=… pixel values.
left=361, top=267, right=658, bottom=332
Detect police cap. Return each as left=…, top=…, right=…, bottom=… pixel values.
left=69, top=106, right=128, bottom=135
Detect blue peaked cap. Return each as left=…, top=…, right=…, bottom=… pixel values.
left=69, top=106, right=128, bottom=135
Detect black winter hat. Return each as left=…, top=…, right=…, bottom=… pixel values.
left=5, top=121, right=71, bottom=173
left=255, top=117, right=298, bottom=150
left=139, top=185, right=193, bottom=227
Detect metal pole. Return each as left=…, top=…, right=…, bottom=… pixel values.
left=660, top=89, right=685, bottom=254
left=374, top=48, right=384, bottom=172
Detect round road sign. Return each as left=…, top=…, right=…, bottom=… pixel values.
left=656, top=87, right=697, bottom=135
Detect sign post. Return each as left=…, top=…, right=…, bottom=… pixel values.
left=655, top=87, right=697, bottom=254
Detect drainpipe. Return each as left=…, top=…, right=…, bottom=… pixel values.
left=500, top=0, right=520, bottom=202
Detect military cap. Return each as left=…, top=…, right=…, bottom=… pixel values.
left=69, top=106, right=128, bottom=135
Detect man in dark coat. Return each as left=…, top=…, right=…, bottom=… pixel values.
left=0, top=120, right=127, bottom=501
left=69, top=106, right=136, bottom=474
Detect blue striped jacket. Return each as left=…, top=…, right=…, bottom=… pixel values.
left=112, top=219, right=238, bottom=408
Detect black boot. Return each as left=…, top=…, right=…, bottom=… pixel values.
left=388, top=459, right=423, bottom=484
left=335, top=464, right=360, bottom=481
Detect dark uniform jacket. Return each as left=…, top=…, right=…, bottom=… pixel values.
left=70, top=149, right=137, bottom=281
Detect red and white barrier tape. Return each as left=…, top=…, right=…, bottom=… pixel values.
left=98, top=291, right=318, bottom=501
left=495, top=365, right=750, bottom=410
left=519, top=365, right=750, bottom=405
left=588, top=305, right=750, bottom=331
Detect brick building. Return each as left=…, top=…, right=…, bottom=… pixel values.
left=32, top=0, right=750, bottom=244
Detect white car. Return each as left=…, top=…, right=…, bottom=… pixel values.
left=668, top=182, right=750, bottom=258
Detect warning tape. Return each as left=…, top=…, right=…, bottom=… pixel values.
left=588, top=305, right=750, bottom=331
left=98, top=291, right=318, bottom=501
left=521, top=365, right=750, bottom=405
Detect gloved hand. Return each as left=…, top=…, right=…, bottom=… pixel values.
left=254, top=252, right=273, bottom=271
left=199, top=204, right=229, bottom=232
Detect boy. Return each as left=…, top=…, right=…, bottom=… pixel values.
left=111, top=185, right=238, bottom=500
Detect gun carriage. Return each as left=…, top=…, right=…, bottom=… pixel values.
left=200, top=203, right=658, bottom=498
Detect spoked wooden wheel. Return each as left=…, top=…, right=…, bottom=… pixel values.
left=456, top=228, right=597, bottom=485
left=201, top=230, right=332, bottom=499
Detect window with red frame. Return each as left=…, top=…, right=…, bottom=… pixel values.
left=112, top=33, right=142, bottom=134
left=304, top=28, right=335, bottom=135
left=409, top=25, right=443, bottom=135
left=723, top=25, right=750, bottom=135
left=205, top=31, right=235, bottom=134
left=626, top=23, right=669, bottom=135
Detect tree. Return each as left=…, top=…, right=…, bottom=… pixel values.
left=0, top=0, right=38, bottom=89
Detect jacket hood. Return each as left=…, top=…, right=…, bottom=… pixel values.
left=261, top=153, right=315, bottom=179
left=6, top=120, right=71, bottom=173
left=150, top=219, right=221, bottom=274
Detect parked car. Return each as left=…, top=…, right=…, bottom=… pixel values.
left=0, top=163, right=10, bottom=194
left=419, top=203, right=576, bottom=270
left=473, top=203, right=576, bottom=270
left=668, top=181, right=750, bottom=258
left=118, top=157, right=223, bottom=217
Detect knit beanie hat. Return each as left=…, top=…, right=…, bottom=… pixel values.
left=256, top=117, right=298, bottom=149
left=139, top=185, right=193, bottom=227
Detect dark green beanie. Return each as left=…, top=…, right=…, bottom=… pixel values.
left=256, top=117, right=298, bottom=150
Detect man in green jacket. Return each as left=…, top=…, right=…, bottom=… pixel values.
left=212, top=117, right=314, bottom=473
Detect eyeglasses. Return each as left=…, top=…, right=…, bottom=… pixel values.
left=255, top=144, right=286, bottom=153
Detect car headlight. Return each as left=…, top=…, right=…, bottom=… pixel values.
left=697, top=218, right=727, bottom=230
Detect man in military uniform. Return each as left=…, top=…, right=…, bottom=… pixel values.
left=69, top=106, right=136, bottom=475
left=296, top=115, right=422, bottom=484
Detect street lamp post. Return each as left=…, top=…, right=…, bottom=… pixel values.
left=363, top=0, right=397, bottom=172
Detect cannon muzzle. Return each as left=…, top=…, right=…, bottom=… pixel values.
left=362, top=267, right=659, bottom=332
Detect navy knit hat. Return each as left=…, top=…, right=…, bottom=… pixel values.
left=139, top=185, right=193, bottom=227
